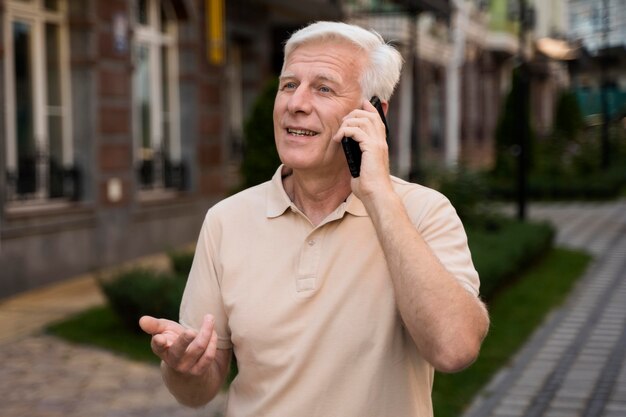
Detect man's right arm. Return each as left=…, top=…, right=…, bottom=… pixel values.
left=139, top=315, right=231, bottom=408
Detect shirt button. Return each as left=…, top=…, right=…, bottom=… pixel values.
left=308, top=240, right=316, bottom=246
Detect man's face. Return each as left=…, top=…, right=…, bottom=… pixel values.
left=273, top=40, right=366, bottom=174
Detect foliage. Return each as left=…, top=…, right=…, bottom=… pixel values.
left=426, top=168, right=493, bottom=227
left=467, top=218, right=555, bottom=301
left=553, top=89, right=585, bottom=139
left=493, top=68, right=534, bottom=178
left=168, top=249, right=195, bottom=276
left=84, top=248, right=238, bottom=387
left=490, top=80, right=626, bottom=201
left=98, top=268, right=185, bottom=333
left=490, top=122, right=626, bottom=200
left=489, top=168, right=626, bottom=200
left=240, top=78, right=282, bottom=189
left=426, top=168, right=555, bottom=299
left=47, top=305, right=158, bottom=364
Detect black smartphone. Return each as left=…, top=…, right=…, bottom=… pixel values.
left=341, top=96, right=389, bottom=178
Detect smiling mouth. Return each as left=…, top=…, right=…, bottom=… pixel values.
left=287, top=128, right=319, bottom=137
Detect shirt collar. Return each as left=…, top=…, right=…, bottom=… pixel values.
left=266, top=165, right=369, bottom=219
left=266, top=165, right=294, bottom=218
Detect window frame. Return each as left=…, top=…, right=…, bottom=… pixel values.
left=132, top=0, right=182, bottom=193
left=3, top=0, right=73, bottom=201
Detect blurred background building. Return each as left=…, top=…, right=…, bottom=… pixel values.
left=567, top=0, right=626, bottom=124
left=1, top=0, right=623, bottom=297
left=0, top=0, right=340, bottom=297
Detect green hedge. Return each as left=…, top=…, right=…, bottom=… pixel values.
left=168, top=249, right=195, bottom=276
left=487, top=167, right=626, bottom=201
left=467, top=218, right=555, bottom=300
left=98, top=268, right=186, bottom=333
left=405, top=168, right=555, bottom=301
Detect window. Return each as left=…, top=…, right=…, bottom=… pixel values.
left=4, top=0, right=74, bottom=201
left=133, top=0, right=182, bottom=192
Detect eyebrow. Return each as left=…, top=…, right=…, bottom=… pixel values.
left=279, top=72, right=341, bottom=85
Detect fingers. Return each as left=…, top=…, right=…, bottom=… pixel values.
left=139, top=315, right=182, bottom=336
left=138, top=315, right=157, bottom=334
left=151, top=333, right=172, bottom=356
left=333, top=108, right=385, bottom=145
left=167, top=328, right=198, bottom=364
left=165, top=315, right=217, bottom=375
left=189, top=324, right=219, bottom=376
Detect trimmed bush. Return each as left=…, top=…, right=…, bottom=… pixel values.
left=467, top=218, right=555, bottom=300
left=429, top=168, right=492, bottom=226
left=98, top=268, right=185, bottom=333
left=487, top=167, right=626, bottom=201
left=168, top=249, right=195, bottom=276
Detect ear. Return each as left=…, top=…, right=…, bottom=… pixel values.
left=382, top=101, right=389, bottom=116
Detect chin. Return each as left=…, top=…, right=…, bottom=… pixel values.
left=276, top=146, right=312, bottom=166
left=280, top=158, right=318, bottom=172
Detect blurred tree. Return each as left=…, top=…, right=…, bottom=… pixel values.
left=553, top=90, right=585, bottom=140
left=492, top=68, right=534, bottom=178
left=240, top=78, right=281, bottom=189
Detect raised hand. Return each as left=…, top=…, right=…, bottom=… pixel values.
left=139, top=314, right=219, bottom=377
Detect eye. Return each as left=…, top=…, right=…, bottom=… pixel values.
left=318, top=85, right=332, bottom=93
left=281, top=81, right=297, bottom=91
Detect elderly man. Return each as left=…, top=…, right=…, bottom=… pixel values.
left=140, top=21, right=489, bottom=417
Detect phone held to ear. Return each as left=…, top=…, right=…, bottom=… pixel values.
left=341, top=96, right=389, bottom=178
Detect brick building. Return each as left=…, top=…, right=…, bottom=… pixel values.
left=0, top=0, right=340, bottom=297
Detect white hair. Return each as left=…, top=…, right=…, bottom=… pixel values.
left=283, top=21, right=403, bottom=102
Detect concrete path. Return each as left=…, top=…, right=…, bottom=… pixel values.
left=463, top=199, right=626, bottom=417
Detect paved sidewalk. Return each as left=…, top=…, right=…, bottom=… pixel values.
left=463, top=199, right=626, bottom=417
left=0, top=252, right=227, bottom=417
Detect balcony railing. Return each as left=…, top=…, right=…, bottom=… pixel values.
left=137, top=151, right=187, bottom=192
left=5, top=152, right=81, bottom=202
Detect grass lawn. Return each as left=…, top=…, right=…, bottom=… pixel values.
left=47, top=305, right=158, bottom=364
left=47, top=247, right=591, bottom=414
left=432, top=247, right=591, bottom=417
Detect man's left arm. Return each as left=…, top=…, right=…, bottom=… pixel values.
left=363, top=189, right=489, bottom=373
left=337, top=99, right=489, bottom=373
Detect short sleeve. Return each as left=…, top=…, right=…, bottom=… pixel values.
left=405, top=191, right=480, bottom=297
left=179, top=212, right=233, bottom=349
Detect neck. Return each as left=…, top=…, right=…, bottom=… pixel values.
left=283, top=166, right=352, bottom=226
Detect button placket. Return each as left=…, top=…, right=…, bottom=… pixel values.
left=296, top=229, right=325, bottom=293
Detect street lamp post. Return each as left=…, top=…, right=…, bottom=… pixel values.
left=599, top=0, right=611, bottom=169
left=515, top=0, right=533, bottom=221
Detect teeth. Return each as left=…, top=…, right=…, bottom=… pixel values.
left=288, top=128, right=317, bottom=136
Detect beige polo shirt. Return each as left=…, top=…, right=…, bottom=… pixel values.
left=180, top=166, right=480, bottom=417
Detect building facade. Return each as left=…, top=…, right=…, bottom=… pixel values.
left=0, top=0, right=228, bottom=298
left=345, top=0, right=512, bottom=171
left=0, top=0, right=340, bottom=298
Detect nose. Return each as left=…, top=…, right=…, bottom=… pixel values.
left=287, top=85, right=313, bottom=115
